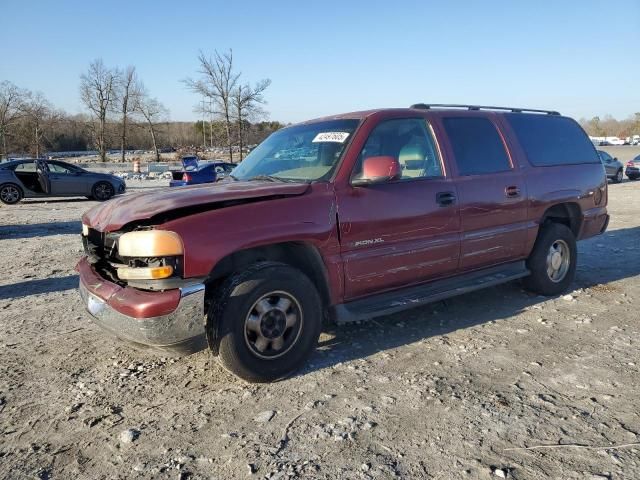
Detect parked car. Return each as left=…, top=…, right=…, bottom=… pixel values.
left=597, top=150, right=624, bottom=183
left=77, top=104, right=608, bottom=382
left=169, top=156, right=235, bottom=187
left=625, top=154, right=640, bottom=180
left=0, top=159, right=125, bottom=204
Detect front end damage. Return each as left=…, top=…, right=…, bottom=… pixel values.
left=77, top=224, right=207, bottom=355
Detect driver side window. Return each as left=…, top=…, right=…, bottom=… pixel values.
left=48, top=162, right=73, bottom=174
left=352, top=118, right=442, bottom=181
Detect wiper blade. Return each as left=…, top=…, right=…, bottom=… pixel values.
left=247, top=174, right=287, bottom=182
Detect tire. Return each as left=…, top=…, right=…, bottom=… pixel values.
left=612, top=169, right=623, bottom=184
left=92, top=181, right=115, bottom=201
left=0, top=183, right=23, bottom=205
left=208, top=262, right=323, bottom=383
left=522, top=222, right=577, bottom=296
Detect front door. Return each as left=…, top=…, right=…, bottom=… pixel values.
left=47, top=161, right=88, bottom=195
left=439, top=115, right=528, bottom=270
left=336, top=117, right=461, bottom=300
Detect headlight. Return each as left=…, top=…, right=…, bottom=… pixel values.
left=117, top=265, right=174, bottom=280
left=118, top=230, right=183, bottom=257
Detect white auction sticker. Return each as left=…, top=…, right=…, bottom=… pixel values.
left=312, top=132, right=350, bottom=143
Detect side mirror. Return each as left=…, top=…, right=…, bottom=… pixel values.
left=352, top=156, right=401, bottom=186
left=613, top=157, right=618, bottom=162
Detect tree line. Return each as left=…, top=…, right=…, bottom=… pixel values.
left=579, top=113, right=640, bottom=138
left=0, top=50, right=278, bottom=162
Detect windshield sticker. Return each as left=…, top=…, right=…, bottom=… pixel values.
left=312, top=132, right=350, bottom=143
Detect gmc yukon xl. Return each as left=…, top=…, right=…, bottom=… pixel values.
left=77, top=104, right=609, bottom=382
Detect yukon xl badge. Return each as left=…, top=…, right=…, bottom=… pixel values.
left=354, top=238, right=384, bottom=247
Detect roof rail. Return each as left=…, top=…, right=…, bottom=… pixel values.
left=409, top=103, right=560, bottom=115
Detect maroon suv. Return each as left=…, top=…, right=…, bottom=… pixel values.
left=77, top=104, right=609, bottom=382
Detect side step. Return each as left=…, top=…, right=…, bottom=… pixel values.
left=333, top=261, right=530, bottom=324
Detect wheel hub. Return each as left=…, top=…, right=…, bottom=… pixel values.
left=260, top=310, right=286, bottom=339
left=551, top=251, right=562, bottom=269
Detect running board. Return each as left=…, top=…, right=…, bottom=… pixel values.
left=333, top=261, right=530, bottom=324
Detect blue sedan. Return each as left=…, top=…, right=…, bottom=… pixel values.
left=169, top=160, right=236, bottom=187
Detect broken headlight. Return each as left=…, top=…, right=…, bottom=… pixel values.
left=116, top=230, right=183, bottom=281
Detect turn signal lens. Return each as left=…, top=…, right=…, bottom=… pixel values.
left=118, top=230, right=183, bottom=257
left=117, top=265, right=174, bottom=280
left=82, top=224, right=89, bottom=236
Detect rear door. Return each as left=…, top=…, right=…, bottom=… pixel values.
left=336, top=117, right=461, bottom=300
left=439, top=114, right=528, bottom=270
left=35, top=159, right=51, bottom=194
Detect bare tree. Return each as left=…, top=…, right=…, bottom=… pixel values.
left=0, top=81, right=27, bottom=159
left=80, top=59, right=116, bottom=161
left=22, top=92, right=56, bottom=158
left=114, top=66, right=141, bottom=163
left=184, top=49, right=239, bottom=161
left=232, top=79, right=271, bottom=161
left=135, top=89, right=168, bottom=162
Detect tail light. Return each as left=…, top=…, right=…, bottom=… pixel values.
left=627, top=161, right=634, bottom=167
left=182, top=172, right=192, bottom=182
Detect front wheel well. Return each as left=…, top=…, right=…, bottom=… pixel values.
left=540, top=202, right=582, bottom=237
left=205, top=242, right=331, bottom=310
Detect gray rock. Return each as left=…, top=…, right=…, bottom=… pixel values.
left=119, top=428, right=139, bottom=444
left=254, top=410, right=276, bottom=423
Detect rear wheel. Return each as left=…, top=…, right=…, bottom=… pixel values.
left=522, top=222, right=577, bottom=296
left=612, top=169, right=623, bottom=183
left=92, top=181, right=115, bottom=201
left=207, top=262, right=322, bottom=382
left=0, top=184, right=23, bottom=204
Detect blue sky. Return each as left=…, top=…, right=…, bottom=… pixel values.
left=1, top=0, right=638, bottom=123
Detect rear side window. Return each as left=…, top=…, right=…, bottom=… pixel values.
left=506, top=114, right=599, bottom=166
left=443, top=117, right=511, bottom=175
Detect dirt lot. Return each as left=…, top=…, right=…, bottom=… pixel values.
left=0, top=179, right=639, bottom=480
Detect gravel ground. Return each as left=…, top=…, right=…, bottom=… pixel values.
left=0, top=179, right=639, bottom=480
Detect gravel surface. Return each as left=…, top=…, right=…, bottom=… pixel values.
left=0, top=179, right=639, bottom=479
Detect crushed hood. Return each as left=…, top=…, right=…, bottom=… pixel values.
left=82, top=181, right=310, bottom=232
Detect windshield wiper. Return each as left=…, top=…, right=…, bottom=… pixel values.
left=247, top=174, right=290, bottom=183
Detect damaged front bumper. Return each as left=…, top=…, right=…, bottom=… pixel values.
left=77, top=257, right=207, bottom=355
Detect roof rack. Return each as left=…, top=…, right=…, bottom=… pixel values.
left=409, top=103, right=560, bottom=115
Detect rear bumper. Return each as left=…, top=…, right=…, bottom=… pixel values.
left=77, top=257, right=207, bottom=355
left=625, top=167, right=639, bottom=177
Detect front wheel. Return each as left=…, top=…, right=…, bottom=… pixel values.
left=92, top=181, right=115, bottom=201
left=208, top=262, right=322, bottom=382
left=0, top=184, right=23, bottom=204
left=522, top=223, right=577, bottom=296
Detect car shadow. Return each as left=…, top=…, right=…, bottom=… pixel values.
left=22, top=197, right=92, bottom=204
left=299, top=225, right=640, bottom=377
left=0, top=220, right=81, bottom=239
left=0, top=275, right=78, bottom=301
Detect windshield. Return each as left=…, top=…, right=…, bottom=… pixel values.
left=231, top=119, right=360, bottom=182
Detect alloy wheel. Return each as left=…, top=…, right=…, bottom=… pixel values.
left=1, top=185, right=20, bottom=203
left=546, top=239, right=570, bottom=283
left=244, top=291, right=303, bottom=359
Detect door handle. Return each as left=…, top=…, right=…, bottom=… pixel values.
left=505, top=186, right=521, bottom=198
left=436, top=191, right=456, bottom=206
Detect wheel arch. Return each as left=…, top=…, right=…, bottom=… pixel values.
left=204, top=241, right=332, bottom=310
left=539, top=202, right=582, bottom=237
